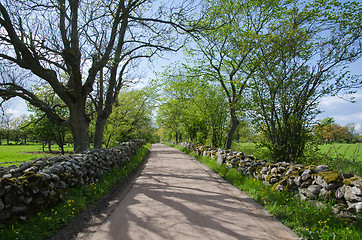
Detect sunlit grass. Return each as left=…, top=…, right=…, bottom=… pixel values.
left=318, top=143, right=362, bottom=163
left=0, top=143, right=73, bottom=167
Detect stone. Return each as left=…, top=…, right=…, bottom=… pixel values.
left=347, top=202, right=362, bottom=213
left=319, top=188, right=334, bottom=200
left=315, top=165, right=329, bottom=173
left=355, top=202, right=362, bottom=213
left=335, top=185, right=346, bottom=199
left=0, top=199, right=4, bottom=211
left=344, top=186, right=362, bottom=202
left=307, top=185, right=322, bottom=196
left=217, top=153, right=225, bottom=165
left=24, top=197, right=33, bottom=205
left=0, top=210, right=11, bottom=221
left=342, top=173, right=354, bottom=180
left=300, top=179, right=312, bottom=188
left=24, top=166, right=38, bottom=173
left=11, top=204, right=27, bottom=215
left=301, top=169, right=312, bottom=181
left=285, top=168, right=293, bottom=175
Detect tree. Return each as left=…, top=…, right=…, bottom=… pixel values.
left=0, top=109, right=13, bottom=145
left=249, top=0, right=362, bottom=162
left=0, top=0, right=199, bottom=152
left=104, top=86, right=157, bottom=147
left=156, top=99, right=185, bottom=142
left=312, top=118, right=359, bottom=143
left=184, top=0, right=284, bottom=149
left=26, top=85, right=71, bottom=153
left=156, top=63, right=229, bottom=147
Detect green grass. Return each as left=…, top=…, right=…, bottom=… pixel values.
left=0, top=143, right=150, bottom=240
left=0, top=143, right=73, bottom=167
left=231, top=142, right=270, bottom=160
left=317, top=143, right=362, bottom=163
left=170, top=143, right=362, bottom=240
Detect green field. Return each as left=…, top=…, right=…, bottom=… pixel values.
left=0, top=143, right=73, bottom=167
left=317, top=143, right=362, bottom=162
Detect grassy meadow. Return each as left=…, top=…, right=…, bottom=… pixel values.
left=318, top=143, right=362, bottom=162
left=0, top=143, right=73, bottom=167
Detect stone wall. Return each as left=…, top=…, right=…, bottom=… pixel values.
left=179, top=142, right=362, bottom=216
left=0, top=139, right=146, bottom=224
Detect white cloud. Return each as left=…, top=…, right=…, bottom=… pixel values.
left=317, top=91, right=362, bottom=132
left=3, top=97, right=30, bottom=118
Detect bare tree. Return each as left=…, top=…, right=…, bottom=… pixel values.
left=0, top=0, right=199, bottom=152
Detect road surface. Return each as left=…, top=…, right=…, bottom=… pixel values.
left=75, top=143, right=299, bottom=240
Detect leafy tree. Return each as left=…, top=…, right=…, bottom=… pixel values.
left=0, top=0, right=199, bottom=152
left=182, top=0, right=287, bottom=149
left=156, top=64, right=229, bottom=147
left=249, top=0, right=362, bottom=162
left=26, top=86, right=71, bottom=153
left=103, top=86, right=157, bottom=147
left=156, top=99, right=185, bottom=142
left=313, top=118, right=360, bottom=143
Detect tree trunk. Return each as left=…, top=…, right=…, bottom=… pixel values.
left=93, top=116, right=107, bottom=149
left=69, top=104, right=90, bottom=153
left=48, top=141, right=52, bottom=152
left=225, top=109, right=239, bottom=150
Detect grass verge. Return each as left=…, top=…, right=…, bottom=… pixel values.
left=0, top=143, right=150, bottom=240
left=169, top=143, right=362, bottom=240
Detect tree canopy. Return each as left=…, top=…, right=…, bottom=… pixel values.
left=0, top=0, right=200, bottom=152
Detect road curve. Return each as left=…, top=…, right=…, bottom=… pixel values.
left=76, top=143, right=299, bottom=240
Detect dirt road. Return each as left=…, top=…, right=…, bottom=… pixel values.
left=72, top=143, right=299, bottom=240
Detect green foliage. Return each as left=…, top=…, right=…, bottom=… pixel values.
left=103, top=87, right=157, bottom=147
left=249, top=0, right=362, bottom=162
left=232, top=142, right=271, bottom=161
left=0, top=143, right=150, bottom=240
left=26, top=86, right=71, bottom=153
left=155, top=64, right=229, bottom=147
left=172, top=144, right=362, bottom=240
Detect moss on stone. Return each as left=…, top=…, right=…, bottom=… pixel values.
left=266, top=175, right=273, bottom=182
left=306, top=165, right=316, bottom=170
left=343, top=176, right=362, bottom=186
left=255, top=166, right=264, bottom=173
left=272, top=182, right=279, bottom=191
left=318, top=170, right=342, bottom=184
